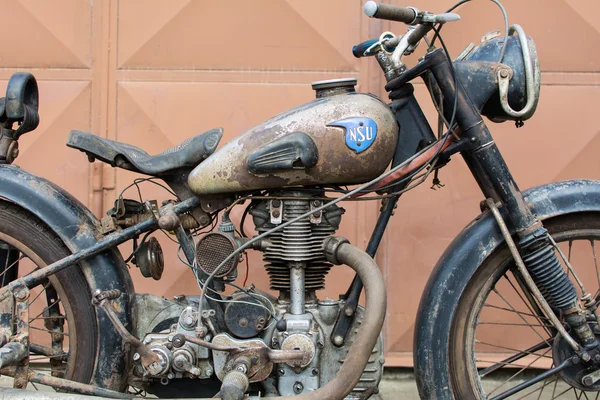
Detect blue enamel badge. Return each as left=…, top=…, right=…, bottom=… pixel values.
left=328, top=117, right=377, bottom=153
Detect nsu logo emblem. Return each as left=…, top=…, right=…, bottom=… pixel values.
left=327, top=117, right=377, bottom=154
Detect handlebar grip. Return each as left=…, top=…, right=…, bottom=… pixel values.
left=352, top=39, right=378, bottom=58
left=407, top=24, right=434, bottom=47
left=364, top=1, right=418, bottom=24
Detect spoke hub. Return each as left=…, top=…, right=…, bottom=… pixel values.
left=553, top=332, right=600, bottom=390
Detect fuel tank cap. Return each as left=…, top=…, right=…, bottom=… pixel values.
left=311, top=78, right=357, bottom=98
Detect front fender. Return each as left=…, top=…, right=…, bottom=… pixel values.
left=0, top=164, right=133, bottom=390
left=415, top=179, right=600, bottom=399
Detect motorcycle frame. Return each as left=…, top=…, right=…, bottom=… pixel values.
left=0, top=47, right=556, bottom=395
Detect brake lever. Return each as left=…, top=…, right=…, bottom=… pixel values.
left=421, top=12, right=461, bottom=24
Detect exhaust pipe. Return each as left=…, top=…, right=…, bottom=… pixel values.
left=0, top=237, right=386, bottom=400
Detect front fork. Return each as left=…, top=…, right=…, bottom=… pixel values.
left=426, top=50, right=599, bottom=356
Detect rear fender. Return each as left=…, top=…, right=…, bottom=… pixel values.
left=415, top=179, right=600, bottom=399
left=0, top=164, right=133, bottom=390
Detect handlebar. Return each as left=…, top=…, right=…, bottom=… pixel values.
left=407, top=24, right=433, bottom=47
left=364, top=2, right=418, bottom=24
left=352, top=39, right=379, bottom=58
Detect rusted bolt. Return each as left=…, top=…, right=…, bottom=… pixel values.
left=172, top=334, right=185, bottom=348
left=499, top=69, right=509, bottom=79
left=52, top=333, right=63, bottom=342
left=312, top=200, right=321, bottom=207
left=272, top=210, right=281, bottom=218
left=583, top=375, right=594, bottom=386
left=14, top=380, right=24, bottom=388
left=333, top=336, right=344, bottom=346
left=293, top=382, right=304, bottom=394
left=14, top=289, right=28, bottom=301
left=312, top=211, right=321, bottom=218
left=272, top=199, right=281, bottom=208
left=183, top=316, right=195, bottom=327
left=239, top=318, right=249, bottom=327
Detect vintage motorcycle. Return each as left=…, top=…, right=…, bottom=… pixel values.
left=0, top=1, right=597, bottom=399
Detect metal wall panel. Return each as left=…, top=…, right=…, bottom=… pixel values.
left=0, top=0, right=598, bottom=367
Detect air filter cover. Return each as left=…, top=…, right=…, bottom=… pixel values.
left=195, top=232, right=239, bottom=277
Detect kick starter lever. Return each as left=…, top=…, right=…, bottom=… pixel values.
left=92, top=289, right=163, bottom=374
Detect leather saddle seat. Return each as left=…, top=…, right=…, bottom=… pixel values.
left=67, top=128, right=223, bottom=176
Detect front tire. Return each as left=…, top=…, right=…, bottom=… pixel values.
left=448, top=213, right=600, bottom=399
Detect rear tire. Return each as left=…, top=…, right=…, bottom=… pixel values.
left=0, top=201, right=97, bottom=385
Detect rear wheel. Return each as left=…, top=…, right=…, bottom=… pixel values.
left=450, top=213, right=600, bottom=399
left=0, top=202, right=97, bottom=388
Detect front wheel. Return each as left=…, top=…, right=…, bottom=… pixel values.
left=449, top=213, right=600, bottom=399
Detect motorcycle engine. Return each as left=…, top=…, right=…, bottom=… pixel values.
left=246, top=190, right=384, bottom=398
left=132, top=190, right=384, bottom=398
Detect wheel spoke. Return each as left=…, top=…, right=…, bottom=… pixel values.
left=483, top=303, right=551, bottom=321
left=505, top=272, right=555, bottom=337
left=490, top=286, right=553, bottom=346
left=512, top=375, right=556, bottom=399
left=28, top=280, right=51, bottom=307
left=479, top=340, right=553, bottom=378
left=0, top=254, right=24, bottom=286
left=29, top=298, right=61, bottom=322
left=476, top=340, right=552, bottom=359
left=478, top=321, right=554, bottom=328
left=489, top=349, right=551, bottom=395
left=29, top=325, right=68, bottom=337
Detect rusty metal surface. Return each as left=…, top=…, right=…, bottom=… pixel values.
left=27, top=371, right=132, bottom=399
left=188, top=93, right=398, bottom=194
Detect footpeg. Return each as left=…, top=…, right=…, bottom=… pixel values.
left=220, top=367, right=249, bottom=400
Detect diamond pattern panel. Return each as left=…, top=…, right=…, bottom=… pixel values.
left=117, top=0, right=360, bottom=71
left=0, top=0, right=91, bottom=68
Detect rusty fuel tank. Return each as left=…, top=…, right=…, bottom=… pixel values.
left=188, top=79, right=398, bottom=195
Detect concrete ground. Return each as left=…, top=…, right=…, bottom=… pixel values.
left=376, top=368, right=582, bottom=400
left=0, top=367, right=587, bottom=399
